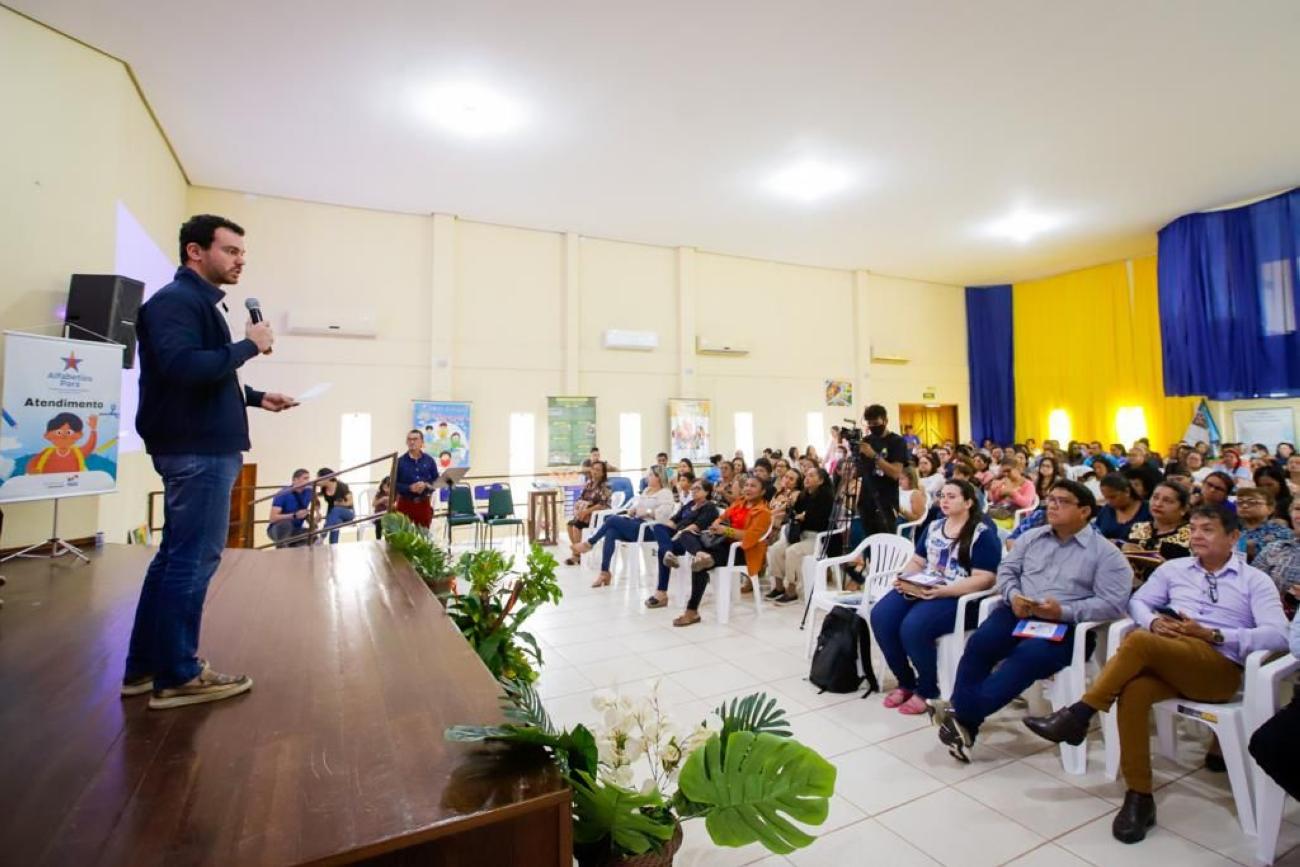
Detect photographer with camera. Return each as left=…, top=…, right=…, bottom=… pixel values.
left=852, top=404, right=910, bottom=536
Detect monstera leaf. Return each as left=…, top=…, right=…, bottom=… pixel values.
left=676, top=731, right=836, bottom=854
left=570, top=771, right=675, bottom=855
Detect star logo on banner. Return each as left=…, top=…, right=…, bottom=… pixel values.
left=61, top=352, right=81, bottom=371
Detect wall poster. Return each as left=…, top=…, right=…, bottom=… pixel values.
left=547, top=396, right=597, bottom=466
left=668, top=398, right=712, bottom=463
left=413, top=400, right=472, bottom=469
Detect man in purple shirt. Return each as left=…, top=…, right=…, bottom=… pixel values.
left=1023, top=504, right=1288, bottom=845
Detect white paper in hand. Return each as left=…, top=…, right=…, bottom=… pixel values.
left=296, top=383, right=333, bottom=403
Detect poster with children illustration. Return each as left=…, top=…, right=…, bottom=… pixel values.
left=0, top=332, right=122, bottom=503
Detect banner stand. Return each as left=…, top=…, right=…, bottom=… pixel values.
left=0, top=497, right=89, bottom=564
left=0, top=322, right=124, bottom=564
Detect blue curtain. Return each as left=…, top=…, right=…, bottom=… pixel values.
left=1158, top=188, right=1300, bottom=399
left=965, top=285, right=1015, bottom=444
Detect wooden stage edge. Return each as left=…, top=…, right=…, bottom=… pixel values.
left=0, top=542, right=572, bottom=867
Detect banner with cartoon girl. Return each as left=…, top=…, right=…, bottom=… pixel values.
left=0, top=332, right=122, bottom=503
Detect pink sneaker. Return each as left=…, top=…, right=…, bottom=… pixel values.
left=883, top=688, right=913, bottom=709
left=897, top=694, right=930, bottom=715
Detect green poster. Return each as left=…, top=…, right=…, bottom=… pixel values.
left=547, top=396, right=597, bottom=466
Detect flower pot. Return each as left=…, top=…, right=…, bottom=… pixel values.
left=575, top=821, right=683, bottom=867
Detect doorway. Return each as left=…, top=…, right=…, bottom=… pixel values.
left=899, top=404, right=959, bottom=446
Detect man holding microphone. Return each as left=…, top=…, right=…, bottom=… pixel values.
left=123, top=214, right=297, bottom=710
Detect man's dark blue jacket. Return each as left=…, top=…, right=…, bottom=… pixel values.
left=135, top=267, right=264, bottom=455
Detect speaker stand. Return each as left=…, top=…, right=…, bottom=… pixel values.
left=0, top=499, right=91, bottom=564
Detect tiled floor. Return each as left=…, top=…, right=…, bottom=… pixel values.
left=521, top=549, right=1300, bottom=866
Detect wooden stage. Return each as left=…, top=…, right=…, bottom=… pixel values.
left=0, top=543, right=571, bottom=866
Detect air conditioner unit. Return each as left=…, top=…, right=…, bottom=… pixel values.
left=602, top=329, right=659, bottom=351
left=284, top=308, right=377, bottom=338
left=696, top=336, right=750, bottom=356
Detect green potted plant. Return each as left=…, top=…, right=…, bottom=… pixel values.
left=381, top=513, right=561, bottom=683
left=448, top=681, right=836, bottom=865
left=381, top=512, right=456, bottom=595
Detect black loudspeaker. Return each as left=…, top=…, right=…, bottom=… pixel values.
left=65, top=274, right=145, bottom=368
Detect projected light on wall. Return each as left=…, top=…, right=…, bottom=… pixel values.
left=1047, top=409, right=1072, bottom=445
left=114, top=201, right=178, bottom=453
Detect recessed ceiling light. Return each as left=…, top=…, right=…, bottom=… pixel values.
left=413, top=82, right=527, bottom=139
left=765, top=159, right=855, bottom=203
left=982, top=208, right=1065, bottom=244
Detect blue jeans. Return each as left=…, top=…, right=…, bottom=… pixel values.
left=870, top=590, right=967, bottom=700
left=950, top=604, right=1075, bottom=737
left=587, top=514, right=646, bottom=571
left=125, top=452, right=243, bottom=689
left=324, top=506, right=355, bottom=543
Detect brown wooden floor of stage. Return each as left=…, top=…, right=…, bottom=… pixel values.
left=0, top=543, right=570, bottom=866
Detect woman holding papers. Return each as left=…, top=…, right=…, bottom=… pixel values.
left=869, top=480, right=1002, bottom=715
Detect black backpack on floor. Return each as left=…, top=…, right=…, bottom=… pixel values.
left=809, top=604, right=879, bottom=696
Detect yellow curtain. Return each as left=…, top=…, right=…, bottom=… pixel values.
left=1012, top=257, right=1197, bottom=450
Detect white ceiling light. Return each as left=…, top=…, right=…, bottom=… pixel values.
left=764, top=159, right=855, bottom=203
left=413, top=81, right=527, bottom=138
left=982, top=207, right=1065, bottom=244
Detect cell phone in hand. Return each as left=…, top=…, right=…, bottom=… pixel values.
left=1153, top=605, right=1185, bottom=620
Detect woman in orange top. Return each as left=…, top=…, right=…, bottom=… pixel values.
left=672, top=475, right=772, bottom=627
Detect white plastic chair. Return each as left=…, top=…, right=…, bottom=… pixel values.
left=1100, top=619, right=1270, bottom=835
left=613, top=520, right=659, bottom=582
left=1248, top=652, right=1300, bottom=865
left=1013, top=493, right=1041, bottom=529
left=665, top=541, right=760, bottom=624
left=803, top=533, right=913, bottom=659
left=931, top=588, right=999, bottom=701
left=579, top=491, right=627, bottom=571
left=896, top=494, right=931, bottom=542
left=973, top=595, right=1108, bottom=774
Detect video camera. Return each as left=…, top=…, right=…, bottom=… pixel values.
left=840, top=419, right=863, bottom=446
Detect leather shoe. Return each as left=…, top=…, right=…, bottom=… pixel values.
left=1112, top=790, right=1156, bottom=844
left=1023, top=707, right=1089, bottom=746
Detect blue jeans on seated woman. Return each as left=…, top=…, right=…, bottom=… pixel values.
left=324, top=506, right=356, bottom=544
left=586, top=514, right=647, bottom=571
left=869, top=589, right=971, bottom=700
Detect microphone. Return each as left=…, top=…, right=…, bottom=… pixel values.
left=244, top=297, right=272, bottom=354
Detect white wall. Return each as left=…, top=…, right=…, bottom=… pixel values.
left=0, top=8, right=186, bottom=546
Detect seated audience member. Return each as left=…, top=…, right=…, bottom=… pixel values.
left=676, top=459, right=695, bottom=483
left=395, top=429, right=439, bottom=528
left=1255, top=464, right=1295, bottom=526
left=1024, top=504, right=1288, bottom=844
left=1003, top=499, right=1048, bottom=550
left=670, top=477, right=772, bottom=627
left=579, top=446, right=603, bottom=480
left=766, top=466, right=834, bottom=604
left=805, top=445, right=820, bottom=463
left=640, top=452, right=672, bottom=491
left=1121, top=461, right=1161, bottom=502
left=1034, top=456, right=1065, bottom=501
left=572, top=466, right=675, bottom=587
left=1196, top=470, right=1235, bottom=510
left=268, top=468, right=313, bottom=547
left=1215, top=447, right=1253, bottom=484
left=752, top=458, right=778, bottom=500
left=1186, top=449, right=1210, bottom=483
left=987, top=458, right=1035, bottom=524
left=1123, top=481, right=1192, bottom=581
left=731, top=456, right=748, bottom=477
left=1286, top=452, right=1300, bottom=497
left=371, top=475, right=392, bottom=538
left=917, top=453, right=946, bottom=499
left=871, top=480, right=1001, bottom=714
left=673, top=471, right=694, bottom=502
left=565, top=460, right=612, bottom=564
left=1254, top=500, right=1300, bottom=618
left=897, top=465, right=928, bottom=524
left=971, top=453, right=994, bottom=489
left=1095, top=475, right=1151, bottom=542
left=646, top=479, right=720, bottom=608
left=315, top=468, right=355, bottom=544
left=1249, top=612, right=1300, bottom=800
left=936, top=480, right=1131, bottom=763
left=703, top=454, right=723, bottom=484
left=758, top=469, right=803, bottom=594
left=1234, top=487, right=1292, bottom=562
